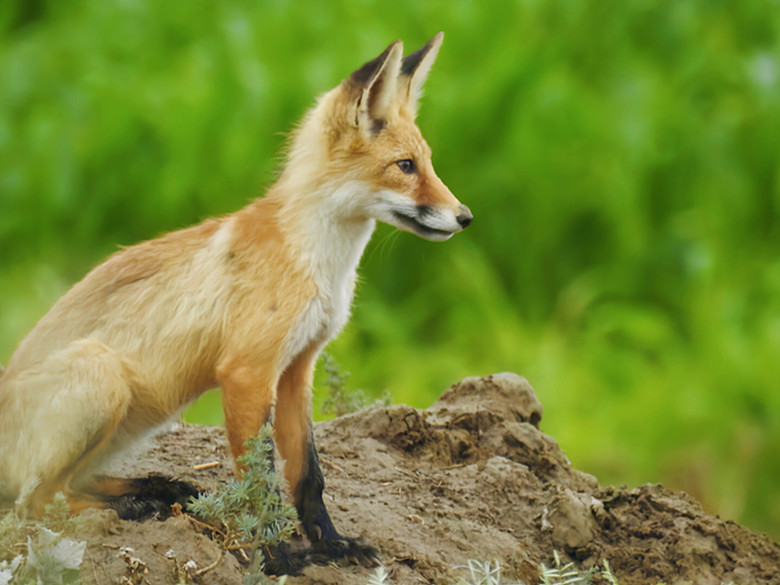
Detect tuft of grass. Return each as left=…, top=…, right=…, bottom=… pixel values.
left=601, top=561, right=618, bottom=585
left=448, top=553, right=627, bottom=585
left=453, top=559, right=523, bottom=585
left=540, top=550, right=596, bottom=585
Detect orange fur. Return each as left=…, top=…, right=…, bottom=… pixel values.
left=275, top=343, right=322, bottom=493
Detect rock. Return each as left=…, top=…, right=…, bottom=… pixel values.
left=548, top=489, right=598, bottom=551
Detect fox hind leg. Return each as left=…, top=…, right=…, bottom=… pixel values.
left=7, top=340, right=197, bottom=519
left=8, top=339, right=134, bottom=517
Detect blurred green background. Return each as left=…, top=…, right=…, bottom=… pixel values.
left=1, top=0, right=779, bottom=539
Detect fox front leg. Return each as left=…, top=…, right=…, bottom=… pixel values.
left=275, top=346, right=379, bottom=567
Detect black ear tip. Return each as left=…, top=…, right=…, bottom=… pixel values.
left=401, top=48, right=425, bottom=76
left=350, top=55, right=383, bottom=85
left=349, top=40, right=402, bottom=86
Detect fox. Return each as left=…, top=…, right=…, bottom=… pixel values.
left=0, top=33, right=471, bottom=568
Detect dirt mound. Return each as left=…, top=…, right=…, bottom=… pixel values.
left=67, top=373, right=778, bottom=585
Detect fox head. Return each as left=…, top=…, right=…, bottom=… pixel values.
left=283, top=33, right=472, bottom=242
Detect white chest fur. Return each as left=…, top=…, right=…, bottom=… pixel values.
left=280, top=186, right=377, bottom=365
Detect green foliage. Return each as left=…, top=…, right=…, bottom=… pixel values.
left=187, top=425, right=297, bottom=577
left=42, top=494, right=81, bottom=536
left=453, top=560, right=519, bottom=585
left=319, top=353, right=389, bottom=418
left=1, top=0, right=779, bottom=538
left=0, top=511, right=22, bottom=562
left=0, top=508, right=84, bottom=585
left=601, top=561, right=618, bottom=585
left=320, top=353, right=367, bottom=417
left=18, top=528, right=84, bottom=585
left=450, top=555, right=620, bottom=585
left=540, top=551, right=595, bottom=585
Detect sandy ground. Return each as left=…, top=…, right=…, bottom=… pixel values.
left=64, top=373, right=780, bottom=585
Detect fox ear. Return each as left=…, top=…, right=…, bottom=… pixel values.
left=399, top=32, right=444, bottom=116
left=349, top=40, right=403, bottom=135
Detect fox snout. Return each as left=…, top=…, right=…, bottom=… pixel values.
left=418, top=203, right=473, bottom=231
left=389, top=201, right=472, bottom=242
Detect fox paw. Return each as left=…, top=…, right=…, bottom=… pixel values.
left=261, top=542, right=308, bottom=576
left=309, top=537, right=380, bottom=568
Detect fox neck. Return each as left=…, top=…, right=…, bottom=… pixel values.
left=269, top=92, right=377, bottom=328
left=273, top=179, right=377, bottom=305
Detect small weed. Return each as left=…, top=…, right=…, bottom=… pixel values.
left=448, top=552, right=624, bottom=585
left=42, top=493, right=82, bottom=536
left=0, top=512, right=25, bottom=561
left=0, top=526, right=84, bottom=585
left=453, top=559, right=523, bottom=585
left=320, top=353, right=390, bottom=417
left=118, top=546, right=150, bottom=585
left=540, top=551, right=595, bottom=585
left=0, top=496, right=85, bottom=585
left=601, top=561, right=618, bottom=585
left=187, top=424, right=297, bottom=579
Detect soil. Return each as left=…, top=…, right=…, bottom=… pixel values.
left=63, top=374, right=780, bottom=584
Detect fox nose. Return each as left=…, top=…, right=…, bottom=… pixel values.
left=456, top=205, right=473, bottom=229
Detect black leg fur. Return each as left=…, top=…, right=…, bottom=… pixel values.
left=296, top=432, right=379, bottom=568
left=254, top=428, right=312, bottom=576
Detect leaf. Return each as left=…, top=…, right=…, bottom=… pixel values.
left=0, top=555, right=24, bottom=585
left=367, top=566, right=390, bottom=585
left=26, top=528, right=86, bottom=584
left=48, top=538, right=87, bottom=571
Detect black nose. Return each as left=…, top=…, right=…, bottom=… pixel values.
left=456, top=205, right=473, bottom=228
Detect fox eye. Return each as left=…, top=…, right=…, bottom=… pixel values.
left=396, top=159, right=416, bottom=174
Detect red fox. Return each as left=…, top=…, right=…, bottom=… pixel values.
left=0, top=33, right=470, bottom=567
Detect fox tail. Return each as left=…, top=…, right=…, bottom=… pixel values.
left=86, top=475, right=200, bottom=520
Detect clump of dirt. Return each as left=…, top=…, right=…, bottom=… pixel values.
left=65, top=373, right=778, bottom=585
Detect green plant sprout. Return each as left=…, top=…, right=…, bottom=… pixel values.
left=187, top=424, right=297, bottom=581
left=320, top=353, right=390, bottom=417
left=540, top=551, right=596, bottom=585
left=452, top=559, right=523, bottom=585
